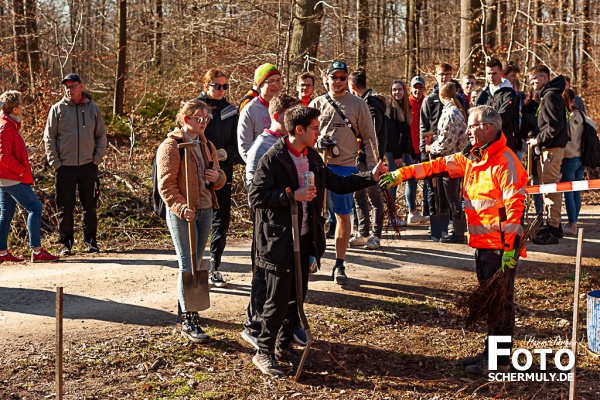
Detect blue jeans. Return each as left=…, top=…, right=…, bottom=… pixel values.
left=0, top=183, right=43, bottom=249
left=385, top=152, right=418, bottom=211
left=167, top=207, right=212, bottom=313
left=560, top=157, right=583, bottom=224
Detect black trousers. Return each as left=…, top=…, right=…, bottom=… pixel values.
left=475, top=248, right=516, bottom=366
left=257, top=233, right=311, bottom=352
left=55, top=162, right=98, bottom=248
left=210, top=181, right=232, bottom=270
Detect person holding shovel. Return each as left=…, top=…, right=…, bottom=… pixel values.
left=248, top=105, right=385, bottom=376
left=380, top=105, right=527, bottom=375
left=156, top=99, right=226, bottom=343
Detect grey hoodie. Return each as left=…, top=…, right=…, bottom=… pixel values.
left=44, top=94, right=107, bottom=169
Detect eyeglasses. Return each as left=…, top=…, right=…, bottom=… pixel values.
left=190, top=116, right=211, bottom=124
left=64, top=83, right=80, bottom=90
left=467, top=123, right=490, bottom=131
left=265, top=79, right=282, bottom=86
left=209, top=83, right=229, bottom=90
left=298, top=83, right=313, bottom=88
left=329, top=75, right=347, bottom=82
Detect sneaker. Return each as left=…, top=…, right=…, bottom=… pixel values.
left=466, top=362, right=510, bottom=376
left=31, top=248, right=60, bottom=263
left=363, top=235, right=381, bottom=250
left=275, top=345, right=312, bottom=368
left=460, top=352, right=486, bottom=366
left=532, top=229, right=559, bottom=245
left=440, top=234, right=464, bottom=244
left=407, top=212, right=429, bottom=225
left=0, top=251, right=25, bottom=263
left=84, top=242, right=99, bottom=253
left=59, top=245, right=72, bottom=257
left=253, top=350, right=285, bottom=377
left=293, top=325, right=307, bottom=346
left=241, top=329, right=260, bottom=350
left=348, top=234, right=368, bottom=247
left=209, top=271, right=227, bottom=288
left=388, top=215, right=407, bottom=227
left=332, top=265, right=348, bottom=285
left=181, top=312, right=210, bottom=343
left=563, top=224, right=577, bottom=236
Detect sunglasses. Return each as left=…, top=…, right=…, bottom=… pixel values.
left=209, top=83, right=229, bottom=90
left=329, top=75, right=347, bottom=82
left=190, top=116, right=211, bottom=124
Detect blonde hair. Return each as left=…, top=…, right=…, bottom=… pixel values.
left=176, top=99, right=209, bottom=127
left=0, top=90, right=22, bottom=114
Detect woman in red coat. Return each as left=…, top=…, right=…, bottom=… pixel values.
left=0, top=90, right=58, bottom=263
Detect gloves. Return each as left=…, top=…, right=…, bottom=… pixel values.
left=501, top=249, right=517, bottom=273
left=217, top=148, right=227, bottom=161
left=378, top=170, right=403, bottom=190
left=316, top=136, right=337, bottom=150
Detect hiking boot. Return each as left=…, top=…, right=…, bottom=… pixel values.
left=253, top=350, right=285, bottom=377
left=348, top=234, right=368, bottom=247
left=0, top=251, right=25, bottom=263
left=181, top=312, right=210, bottom=343
left=241, top=329, right=260, bottom=350
left=332, top=265, right=348, bottom=285
left=466, top=362, right=510, bottom=376
left=532, top=229, right=559, bottom=245
left=293, top=325, right=307, bottom=346
left=460, top=352, right=486, bottom=366
left=209, top=271, right=227, bottom=288
left=275, top=345, right=312, bottom=368
left=550, top=224, right=563, bottom=239
left=364, top=235, right=381, bottom=250
left=59, top=245, right=72, bottom=257
left=84, top=242, right=99, bottom=253
left=407, top=212, right=429, bottom=225
left=32, top=248, right=60, bottom=263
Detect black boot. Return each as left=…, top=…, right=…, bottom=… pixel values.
left=181, top=312, right=210, bottom=343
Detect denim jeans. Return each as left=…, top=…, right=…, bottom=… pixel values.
left=385, top=152, right=418, bottom=211
left=167, top=207, right=212, bottom=313
left=560, top=157, right=583, bottom=224
left=0, top=183, right=43, bottom=249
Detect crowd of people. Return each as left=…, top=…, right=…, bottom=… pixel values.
left=0, top=57, right=594, bottom=378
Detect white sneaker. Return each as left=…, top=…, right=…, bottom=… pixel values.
left=363, top=235, right=381, bottom=250
left=407, top=212, right=429, bottom=225
left=349, top=234, right=369, bottom=246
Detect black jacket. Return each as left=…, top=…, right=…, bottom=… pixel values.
left=196, top=93, right=240, bottom=180
left=357, top=89, right=387, bottom=162
left=537, top=75, right=568, bottom=149
left=248, top=137, right=375, bottom=273
left=521, top=99, right=540, bottom=138
left=385, top=103, right=412, bottom=158
left=475, top=84, right=521, bottom=153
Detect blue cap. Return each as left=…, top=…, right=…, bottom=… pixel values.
left=61, top=73, right=81, bottom=84
left=327, top=60, right=348, bottom=75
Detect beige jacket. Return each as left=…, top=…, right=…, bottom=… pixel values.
left=156, top=128, right=226, bottom=219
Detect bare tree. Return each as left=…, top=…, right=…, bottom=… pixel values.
left=113, top=0, right=127, bottom=116
left=356, top=0, right=369, bottom=68
left=287, top=0, right=323, bottom=79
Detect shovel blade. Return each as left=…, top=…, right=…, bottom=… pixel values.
left=182, top=269, right=210, bottom=312
left=430, top=212, right=449, bottom=242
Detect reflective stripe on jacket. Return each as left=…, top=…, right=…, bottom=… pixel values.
left=397, top=133, right=528, bottom=254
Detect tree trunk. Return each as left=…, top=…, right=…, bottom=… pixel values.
left=12, top=0, right=28, bottom=91
left=579, top=0, right=590, bottom=89
left=154, top=0, right=163, bottom=72
left=485, top=0, right=497, bottom=52
left=113, top=0, right=127, bottom=117
left=25, top=0, right=40, bottom=86
left=459, top=0, right=481, bottom=74
left=356, top=0, right=369, bottom=68
left=288, top=0, right=323, bottom=79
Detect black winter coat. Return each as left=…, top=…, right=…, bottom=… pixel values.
left=537, top=75, right=568, bottom=149
left=385, top=103, right=412, bottom=159
left=357, top=89, right=387, bottom=163
left=248, top=137, right=376, bottom=273
left=196, top=94, right=240, bottom=180
left=475, top=85, right=521, bottom=153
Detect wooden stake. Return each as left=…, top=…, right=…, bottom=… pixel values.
left=56, top=287, right=63, bottom=400
left=569, top=228, right=584, bottom=400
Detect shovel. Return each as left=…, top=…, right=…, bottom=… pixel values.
left=285, top=188, right=314, bottom=381
left=428, top=154, right=449, bottom=242
left=178, top=141, right=210, bottom=312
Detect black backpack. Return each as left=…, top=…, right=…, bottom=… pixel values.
left=581, top=118, right=600, bottom=169
left=151, top=138, right=184, bottom=219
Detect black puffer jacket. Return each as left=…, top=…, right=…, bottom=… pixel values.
left=475, top=82, right=521, bottom=153
left=248, top=137, right=375, bottom=273
left=537, top=75, right=568, bottom=149
left=196, top=93, right=240, bottom=181
left=385, top=103, right=412, bottom=159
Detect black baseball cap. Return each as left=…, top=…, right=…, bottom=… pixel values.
left=326, top=60, right=348, bottom=75
left=61, top=73, right=82, bottom=84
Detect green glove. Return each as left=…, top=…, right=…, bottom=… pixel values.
left=379, top=170, right=403, bottom=190
left=501, top=249, right=517, bottom=273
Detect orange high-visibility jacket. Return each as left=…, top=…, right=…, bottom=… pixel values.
left=398, top=133, right=528, bottom=254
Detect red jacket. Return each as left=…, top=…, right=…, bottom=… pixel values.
left=0, top=113, right=34, bottom=184
left=409, top=94, right=423, bottom=155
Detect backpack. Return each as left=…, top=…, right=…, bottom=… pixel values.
left=581, top=117, right=600, bottom=169
left=151, top=138, right=184, bottom=219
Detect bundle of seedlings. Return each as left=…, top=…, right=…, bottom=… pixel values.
left=457, top=213, right=544, bottom=326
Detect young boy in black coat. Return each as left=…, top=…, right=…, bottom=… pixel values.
left=248, top=106, right=385, bottom=376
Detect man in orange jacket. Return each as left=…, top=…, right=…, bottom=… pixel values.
left=380, top=105, right=528, bottom=375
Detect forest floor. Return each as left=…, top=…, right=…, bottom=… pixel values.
left=1, top=206, right=600, bottom=399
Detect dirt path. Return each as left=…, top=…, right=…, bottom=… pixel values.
left=2, top=205, right=599, bottom=347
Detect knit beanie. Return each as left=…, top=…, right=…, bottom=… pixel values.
left=254, top=63, right=281, bottom=87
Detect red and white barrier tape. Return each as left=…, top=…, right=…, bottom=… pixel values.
left=525, top=179, right=600, bottom=194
